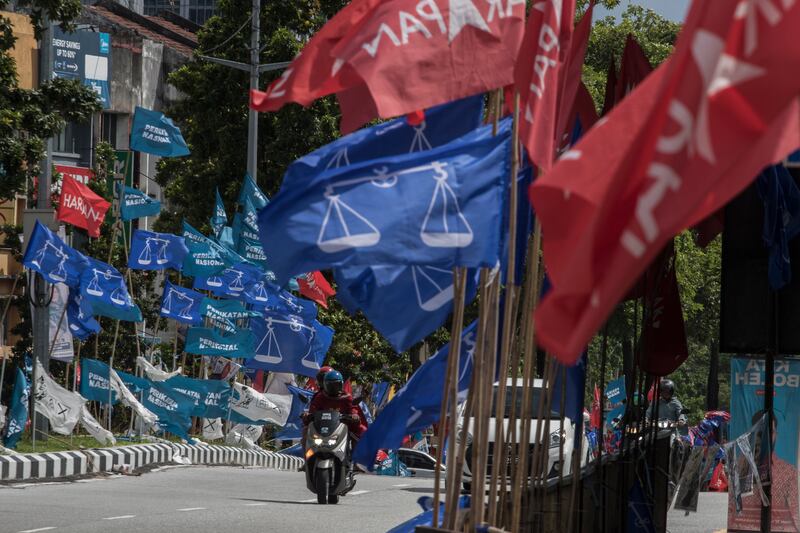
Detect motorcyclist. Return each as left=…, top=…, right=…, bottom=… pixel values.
left=303, top=371, right=366, bottom=441
left=645, top=378, right=687, bottom=426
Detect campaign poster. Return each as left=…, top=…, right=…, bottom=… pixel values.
left=729, top=357, right=800, bottom=532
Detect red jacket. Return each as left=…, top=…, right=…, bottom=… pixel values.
left=306, top=392, right=366, bottom=437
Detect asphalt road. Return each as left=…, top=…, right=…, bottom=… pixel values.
left=0, top=466, right=433, bottom=533
left=0, top=466, right=730, bottom=533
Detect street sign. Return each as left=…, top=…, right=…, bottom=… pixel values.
left=51, top=28, right=111, bottom=109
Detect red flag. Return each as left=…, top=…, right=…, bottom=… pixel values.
left=56, top=176, right=110, bottom=238
left=298, top=271, right=336, bottom=309
left=638, top=241, right=688, bottom=376
left=613, top=34, right=653, bottom=105
left=254, top=0, right=525, bottom=129
left=530, top=2, right=800, bottom=363
left=555, top=2, right=595, bottom=147
left=693, top=209, right=725, bottom=248
left=515, top=0, right=577, bottom=171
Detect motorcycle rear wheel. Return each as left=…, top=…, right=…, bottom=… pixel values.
left=316, top=469, right=330, bottom=505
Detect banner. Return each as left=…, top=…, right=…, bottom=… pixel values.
left=23, top=220, right=87, bottom=288
left=229, top=382, right=291, bottom=426
left=33, top=365, right=84, bottom=435
left=119, top=185, right=161, bottom=221
left=128, top=230, right=187, bottom=271
left=49, top=283, right=74, bottom=362
left=729, top=357, right=800, bottom=532
left=247, top=313, right=333, bottom=377
left=80, top=257, right=142, bottom=322
left=130, top=106, right=190, bottom=157
left=56, top=176, right=110, bottom=238
left=160, top=281, right=204, bottom=325
left=165, top=375, right=232, bottom=419
left=3, top=368, right=29, bottom=448
left=185, top=327, right=255, bottom=357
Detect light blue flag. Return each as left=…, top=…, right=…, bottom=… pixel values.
left=211, top=188, right=228, bottom=237
left=218, top=226, right=235, bottom=249
left=335, top=265, right=479, bottom=353
left=80, top=257, right=142, bottom=322
left=246, top=312, right=333, bottom=377
left=238, top=173, right=269, bottom=210
left=237, top=236, right=269, bottom=268
left=160, top=280, right=204, bottom=325
left=128, top=230, right=188, bottom=271
left=3, top=368, right=30, bottom=449
left=130, top=106, right=190, bottom=157
left=193, top=262, right=262, bottom=298
left=258, top=123, right=511, bottom=284
left=201, top=297, right=262, bottom=324
left=23, top=220, right=88, bottom=288
left=282, top=95, right=485, bottom=193
left=164, top=375, right=232, bottom=418
left=275, top=384, right=314, bottom=440
left=67, top=289, right=101, bottom=340
left=120, top=185, right=161, bottom=221
left=184, top=327, right=255, bottom=357
left=353, top=321, right=477, bottom=470
left=79, top=358, right=145, bottom=403
left=142, top=380, right=194, bottom=441
left=182, top=222, right=237, bottom=278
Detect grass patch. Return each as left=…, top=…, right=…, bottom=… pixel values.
left=13, top=434, right=149, bottom=454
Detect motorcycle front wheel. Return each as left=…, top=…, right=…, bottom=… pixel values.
left=316, top=469, right=330, bottom=505
left=328, top=494, right=339, bottom=504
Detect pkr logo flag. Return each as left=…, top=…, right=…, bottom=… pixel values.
left=129, top=230, right=188, bottom=271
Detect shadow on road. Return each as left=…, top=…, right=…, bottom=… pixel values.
left=235, top=497, right=317, bottom=505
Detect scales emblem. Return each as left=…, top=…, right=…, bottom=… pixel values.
left=254, top=315, right=318, bottom=369
left=30, top=240, right=70, bottom=282
left=136, top=236, right=171, bottom=266
left=85, top=268, right=130, bottom=306
left=161, top=287, right=196, bottom=320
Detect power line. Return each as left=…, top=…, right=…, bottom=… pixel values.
left=201, top=13, right=252, bottom=55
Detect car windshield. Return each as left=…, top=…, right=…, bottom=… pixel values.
left=491, top=385, right=561, bottom=419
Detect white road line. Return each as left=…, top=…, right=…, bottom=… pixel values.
left=103, top=515, right=136, bottom=520
left=243, top=503, right=267, bottom=507
left=18, top=528, right=57, bottom=533
left=176, top=507, right=206, bottom=512
left=300, top=498, right=318, bottom=503
left=392, top=483, right=411, bottom=487
left=349, top=490, right=369, bottom=496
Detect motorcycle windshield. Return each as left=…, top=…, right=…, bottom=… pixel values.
left=314, top=410, right=342, bottom=436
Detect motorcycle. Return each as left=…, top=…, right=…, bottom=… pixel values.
left=304, top=409, right=357, bottom=504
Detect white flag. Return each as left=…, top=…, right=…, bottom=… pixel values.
left=33, top=365, right=84, bottom=435
left=230, top=382, right=291, bottom=426
left=109, top=369, right=159, bottom=427
left=79, top=405, right=116, bottom=446
left=0, top=404, right=6, bottom=433
left=49, top=283, right=74, bottom=362
left=264, top=372, right=296, bottom=396
left=202, top=417, right=224, bottom=440
left=225, top=423, right=263, bottom=449
left=136, top=356, right=182, bottom=382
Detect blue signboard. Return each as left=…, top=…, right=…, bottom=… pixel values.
left=52, top=28, right=111, bottom=109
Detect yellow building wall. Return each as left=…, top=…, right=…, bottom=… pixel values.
left=2, top=11, right=38, bottom=89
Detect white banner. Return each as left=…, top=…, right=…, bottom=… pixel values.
left=136, top=356, right=182, bottom=382
left=33, top=364, right=83, bottom=435
left=49, top=283, right=74, bottom=362
left=225, top=423, right=263, bottom=449
left=230, top=382, right=291, bottom=426
left=202, top=417, right=224, bottom=440
left=264, top=372, right=296, bottom=396
left=79, top=404, right=115, bottom=446
left=0, top=404, right=6, bottom=434
left=109, top=369, right=159, bottom=427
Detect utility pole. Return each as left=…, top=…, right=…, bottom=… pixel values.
left=198, top=0, right=290, bottom=183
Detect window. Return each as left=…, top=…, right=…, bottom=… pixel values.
left=100, top=112, right=118, bottom=147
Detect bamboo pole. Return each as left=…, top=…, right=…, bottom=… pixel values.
left=469, top=269, right=491, bottom=528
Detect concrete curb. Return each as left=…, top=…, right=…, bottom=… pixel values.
left=0, top=443, right=303, bottom=482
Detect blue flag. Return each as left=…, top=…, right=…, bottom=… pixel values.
left=160, top=281, right=204, bottom=325
left=23, top=220, right=88, bottom=288
left=211, top=188, right=227, bottom=237
left=238, top=173, right=269, bottom=210
left=165, top=375, right=232, bottom=418
left=3, top=367, right=30, bottom=448
left=237, top=236, right=269, bottom=269
left=193, top=262, right=262, bottom=298
left=259, top=123, right=510, bottom=284
left=80, top=257, right=142, bottom=322
left=552, top=352, right=587, bottom=435
left=67, top=289, right=101, bottom=340
left=275, top=384, right=314, bottom=440
left=201, top=297, right=261, bottom=322
left=245, top=280, right=317, bottom=321
left=353, top=321, right=477, bottom=470
left=120, top=185, right=161, bottom=221
left=129, top=106, right=190, bottom=157
left=129, top=230, right=188, bottom=271
left=282, top=95, right=485, bottom=193
left=79, top=358, right=149, bottom=403
left=142, top=379, right=194, bottom=441
left=182, top=222, right=237, bottom=278
left=335, top=265, right=479, bottom=353
left=246, top=313, right=333, bottom=377
left=184, top=327, right=255, bottom=357
left=756, top=164, right=800, bottom=289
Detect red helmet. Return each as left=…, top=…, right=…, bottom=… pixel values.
left=316, top=366, right=334, bottom=386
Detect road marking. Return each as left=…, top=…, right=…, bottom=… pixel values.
left=393, top=483, right=411, bottom=487
left=243, top=503, right=267, bottom=507
left=349, top=490, right=369, bottom=496
left=103, top=515, right=136, bottom=520
left=18, top=528, right=57, bottom=533
left=176, top=507, right=206, bottom=512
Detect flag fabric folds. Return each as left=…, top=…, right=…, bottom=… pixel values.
left=129, top=106, right=190, bottom=157
left=353, top=321, right=477, bottom=470
left=246, top=281, right=317, bottom=321
left=247, top=313, right=333, bottom=377
left=160, top=281, right=205, bottom=325
left=297, top=271, right=336, bottom=309
left=229, top=382, right=291, bottom=426
left=211, top=188, right=228, bottom=237
left=79, top=257, right=142, bottom=322
left=56, top=176, right=111, bottom=238
left=201, top=297, right=262, bottom=322
left=182, top=222, right=237, bottom=278
left=165, top=375, right=232, bottom=419
left=142, top=379, right=194, bottom=440
left=193, top=262, right=262, bottom=298
left=136, top=356, right=182, bottom=382
left=129, top=230, right=187, bottom=271
left=23, top=220, right=88, bottom=288
left=756, top=165, right=800, bottom=290
left=67, top=290, right=101, bottom=340
left=120, top=185, right=161, bottom=221
left=79, top=405, right=116, bottom=446
left=259, top=123, right=511, bottom=285
left=33, top=365, right=85, bottom=435
left=185, top=327, right=255, bottom=358
left=3, top=368, right=29, bottom=448
left=203, top=418, right=224, bottom=440
left=238, top=173, right=269, bottom=211
left=275, top=384, right=314, bottom=440
left=529, top=2, right=800, bottom=362
left=49, top=283, right=74, bottom=362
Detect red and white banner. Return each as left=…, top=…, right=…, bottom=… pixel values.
left=530, top=1, right=800, bottom=363
left=54, top=164, right=94, bottom=185
left=56, top=176, right=110, bottom=238
left=298, top=271, right=336, bottom=309
left=252, top=0, right=525, bottom=130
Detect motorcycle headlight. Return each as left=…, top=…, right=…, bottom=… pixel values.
left=313, top=438, right=323, bottom=445
left=326, top=438, right=337, bottom=446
